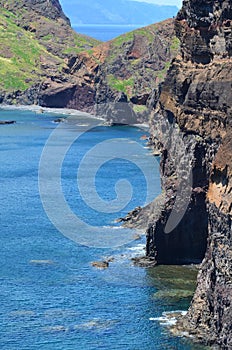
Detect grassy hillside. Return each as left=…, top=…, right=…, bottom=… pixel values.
left=0, top=8, right=53, bottom=91
left=0, top=1, right=179, bottom=118
left=104, top=20, right=179, bottom=99
left=0, top=3, right=100, bottom=93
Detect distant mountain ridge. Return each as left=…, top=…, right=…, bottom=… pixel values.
left=60, top=0, right=178, bottom=25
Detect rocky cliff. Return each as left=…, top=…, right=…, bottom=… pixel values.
left=0, top=1, right=179, bottom=123
left=144, top=0, right=232, bottom=347
left=58, top=19, right=179, bottom=124
left=1, top=0, right=70, bottom=24
left=0, top=0, right=100, bottom=104
left=26, top=18, right=179, bottom=123
left=1, top=0, right=231, bottom=347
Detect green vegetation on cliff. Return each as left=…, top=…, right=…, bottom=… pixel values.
left=0, top=8, right=44, bottom=90
left=103, top=20, right=179, bottom=99
left=0, top=2, right=100, bottom=92
left=107, top=75, right=134, bottom=95
left=0, top=0, right=179, bottom=116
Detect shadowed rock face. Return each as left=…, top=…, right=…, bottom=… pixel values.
left=144, top=0, right=232, bottom=347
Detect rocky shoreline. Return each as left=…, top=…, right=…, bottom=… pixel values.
left=0, top=104, right=97, bottom=118
left=0, top=0, right=179, bottom=125
left=120, top=0, right=232, bottom=348
left=1, top=0, right=231, bottom=348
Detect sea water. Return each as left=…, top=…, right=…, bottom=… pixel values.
left=0, top=109, right=208, bottom=350
left=73, top=25, right=144, bottom=41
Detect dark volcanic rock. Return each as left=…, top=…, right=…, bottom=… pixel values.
left=131, top=256, right=156, bottom=267
left=39, top=83, right=96, bottom=112
left=91, top=261, right=109, bottom=269
left=0, top=2, right=179, bottom=123
left=3, top=0, right=71, bottom=24
left=176, top=204, right=232, bottom=348
left=0, top=120, right=16, bottom=125
left=143, top=0, right=232, bottom=347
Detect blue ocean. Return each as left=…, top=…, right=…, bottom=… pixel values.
left=0, top=108, right=208, bottom=350
left=73, top=25, right=144, bottom=41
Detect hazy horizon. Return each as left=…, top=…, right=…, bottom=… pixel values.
left=60, top=0, right=182, bottom=9
left=132, top=0, right=182, bottom=8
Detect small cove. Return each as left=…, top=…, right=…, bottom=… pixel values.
left=0, top=108, right=208, bottom=350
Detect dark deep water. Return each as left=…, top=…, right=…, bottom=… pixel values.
left=0, top=108, right=209, bottom=350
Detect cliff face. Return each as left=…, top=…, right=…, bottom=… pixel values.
left=37, top=19, right=179, bottom=123
left=0, top=0, right=100, bottom=103
left=0, top=1, right=179, bottom=122
left=0, top=0, right=99, bottom=59
left=146, top=0, right=232, bottom=347
left=1, top=0, right=70, bottom=24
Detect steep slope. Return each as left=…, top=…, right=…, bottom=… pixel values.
left=39, top=19, right=179, bottom=122
left=97, top=20, right=179, bottom=122
left=0, top=0, right=179, bottom=122
left=143, top=0, right=232, bottom=347
left=0, top=1, right=100, bottom=101
left=0, top=0, right=99, bottom=57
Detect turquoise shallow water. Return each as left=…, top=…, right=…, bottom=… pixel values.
left=0, top=109, right=207, bottom=350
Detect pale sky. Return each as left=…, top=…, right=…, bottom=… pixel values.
left=133, top=0, right=182, bottom=8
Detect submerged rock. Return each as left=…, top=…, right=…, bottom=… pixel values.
left=91, top=261, right=109, bottom=269
left=131, top=256, right=156, bottom=267
left=0, top=120, right=16, bottom=125
left=153, top=289, right=194, bottom=301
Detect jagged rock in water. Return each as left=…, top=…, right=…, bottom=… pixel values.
left=0, top=120, right=16, bottom=125
left=91, top=261, right=109, bottom=269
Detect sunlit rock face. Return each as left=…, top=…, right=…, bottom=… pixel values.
left=145, top=0, right=232, bottom=347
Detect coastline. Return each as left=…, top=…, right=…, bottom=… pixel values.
left=0, top=103, right=105, bottom=120
left=0, top=104, right=150, bottom=127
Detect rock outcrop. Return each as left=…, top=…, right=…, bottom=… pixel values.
left=31, top=18, right=180, bottom=122
left=71, top=19, right=179, bottom=123
left=143, top=0, right=232, bottom=347
left=1, top=0, right=71, bottom=24
left=0, top=0, right=179, bottom=123
left=0, top=0, right=100, bottom=104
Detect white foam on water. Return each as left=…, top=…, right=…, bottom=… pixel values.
left=150, top=311, right=188, bottom=327
left=102, top=225, right=122, bottom=230
left=116, top=241, right=146, bottom=261
left=127, top=243, right=145, bottom=252
left=0, top=104, right=105, bottom=120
